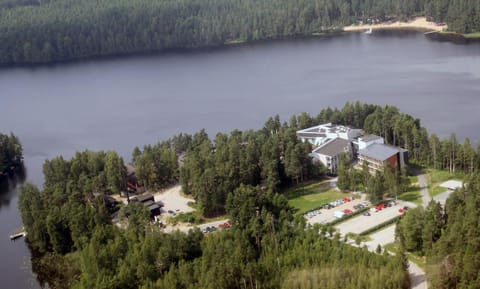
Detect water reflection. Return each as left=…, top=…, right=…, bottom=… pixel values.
left=0, top=164, right=26, bottom=211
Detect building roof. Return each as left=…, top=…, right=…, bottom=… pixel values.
left=313, top=138, right=351, bottom=157
left=126, top=163, right=136, bottom=177
left=297, top=132, right=326, bottom=138
left=132, top=194, right=154, bottom=203
left=359, top=134, right=383, bottom=142
left=359, top=143, right=399, bottom=161
left=440, top=180, right=463, bottom=190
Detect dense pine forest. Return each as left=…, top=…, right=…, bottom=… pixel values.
left=18, top=102, right=480, bottom=288
left=396, top=173, right=480, bottom=288
left=0, top=0, right=479, bottom=64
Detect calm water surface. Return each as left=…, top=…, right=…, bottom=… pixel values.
left=0, top=30, right=479, bottom=288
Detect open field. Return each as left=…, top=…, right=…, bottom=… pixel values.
left=289, top=189, right=354, bottom=215
left=286, top=179, right=358, bottom=215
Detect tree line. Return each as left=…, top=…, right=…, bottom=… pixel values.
left=0, top=0, right=479, bottom=65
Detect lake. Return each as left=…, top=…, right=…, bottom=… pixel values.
left=0, top=30, right=479, bottom=288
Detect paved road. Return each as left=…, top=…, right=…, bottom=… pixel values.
left=409, top=261, right=427, bottom=289
left=363, top=225, right=396, bottom=251
left=417, top=174, right=431, bottom=208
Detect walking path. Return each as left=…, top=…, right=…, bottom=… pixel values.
left=418, top=174, right=431, bottom=208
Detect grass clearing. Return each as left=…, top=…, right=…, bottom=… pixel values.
left=286, top=180, right=353, bottom=215
left=397, top=183, right=422, bottom=205
left=425, top=169, right=464, bottom=198
left=384, top=242, right=426, bottom=271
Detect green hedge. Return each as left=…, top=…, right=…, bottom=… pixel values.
left=359, top=215, right=403, bottom=236
left=329, top=207, right=370, bottom=226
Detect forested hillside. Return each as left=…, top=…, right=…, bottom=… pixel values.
left=0, top=0, right=479, bottom=64
left=18, top=102, right=480, bottom=288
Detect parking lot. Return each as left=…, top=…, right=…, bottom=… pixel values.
left=363, top=225, right=396, bottom=251
left=335, top=200, right=416, bottom=235
left=307, top=194, right=366, bottom=225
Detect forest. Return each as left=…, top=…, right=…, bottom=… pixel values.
left=18, top=102, right=480, bottom=288
left=396, top=172, right=480, bottom=288
left=0, top=0, right=479, bottom=64
left=0, top=132, right=23, bottom=178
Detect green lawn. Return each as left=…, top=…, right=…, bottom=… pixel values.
left=286, top=181, right=353, bottom=215
left=408, top=175, right=419, bottom=184
left=398, top=188, right=422, bottom=205
left=425, top=169, right=464, bottom=198
left=384, top=242, right=426, bottom=271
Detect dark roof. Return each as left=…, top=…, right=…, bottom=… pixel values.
left=142, top=200, right=155, bottom=207
left=313, top=138, right=351, bottom=157
left=360, top=135, right=383, bottom=142
left=147, top=203, right=163, bottom=211
left=359, top=143, right=399, bottom=161
left=126, top=163, right=136, bottom=177
left=297, top=132, right=326, bottom=138
left=132, top=194, right=154, bottom=203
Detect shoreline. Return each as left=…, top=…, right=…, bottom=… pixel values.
left=343, top=17, right=447, bottom=33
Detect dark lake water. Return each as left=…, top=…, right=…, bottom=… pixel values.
left=0, top=30, right=479, bottom=288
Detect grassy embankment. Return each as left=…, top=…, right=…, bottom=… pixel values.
left=285, top=180, right=353, bottom=215
left=397, top=175, right=422, bottom=205
left=425, top=169, right=464, bottom=197
left=384, top=242, right=426, bottom=271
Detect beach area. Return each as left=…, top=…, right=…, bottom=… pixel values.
left=343, top=17, right=447, bottom=33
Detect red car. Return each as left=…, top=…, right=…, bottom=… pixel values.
left=376, top=204, right=385, bottom=211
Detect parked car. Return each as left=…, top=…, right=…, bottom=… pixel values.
left=363, top=212, right=371, bottom=216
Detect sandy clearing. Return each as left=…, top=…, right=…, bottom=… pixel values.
left=344, top=17, right=447, bottom=33
left=152, top=185, right=195, bottom=214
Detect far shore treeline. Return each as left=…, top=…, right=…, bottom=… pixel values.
left=17, top=102, right=480, bottom=289
left=0, top=0, right=479, bottom=65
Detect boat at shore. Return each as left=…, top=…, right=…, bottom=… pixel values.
left=365, top=27, right=373, bottom=34
left=9, top=230, right=26, bottom=241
